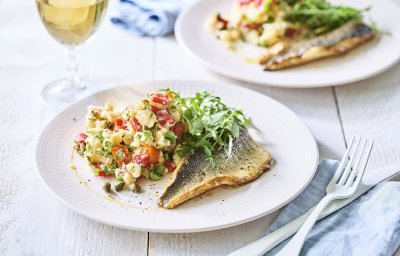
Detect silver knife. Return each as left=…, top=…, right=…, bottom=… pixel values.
left=228, top=164, right=400, bottom=256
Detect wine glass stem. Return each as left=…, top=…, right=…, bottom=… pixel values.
left=65, top=46, right=84, bottom=90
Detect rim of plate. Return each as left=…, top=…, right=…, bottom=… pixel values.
left=175, top=0, right=400, bottom=88
left=34, top=79, right=319, bottom=232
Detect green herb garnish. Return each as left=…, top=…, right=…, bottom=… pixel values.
left=128, top=145, right=137, bottom=152
left=103, top=141, right=112, bottom=151
left=116, top=148, right=124, bottom=160
left=107, top=162, right=117, bottom=173
left=164, top=131, right=177, bottom=144
left=283, top=0, right=367, bottom=34
left=94, top=132, right=104, bottom=140
left=143, top=130, right=153, bottom=142
left=171, top=90, right=250, bottom=166
left=103, top=165, right=110, bottom=174
left=93, top=168, right=101, bottom=176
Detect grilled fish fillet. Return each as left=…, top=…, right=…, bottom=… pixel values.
left=158, top=130, right=272, bottom=209
left=260, top=21, right=374, bottom=71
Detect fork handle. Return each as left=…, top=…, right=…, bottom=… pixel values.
left=275, top=195, right=334, bottom=256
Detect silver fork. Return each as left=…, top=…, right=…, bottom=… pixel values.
left=276, top=137, right=374, bottom=256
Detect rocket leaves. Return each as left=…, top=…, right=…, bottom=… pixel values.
left=170, top=90, right=250, bottom=166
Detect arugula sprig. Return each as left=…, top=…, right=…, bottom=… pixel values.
left=282, top=0, right=366, bottom=35
left=170, top=90, right=250, bottom=166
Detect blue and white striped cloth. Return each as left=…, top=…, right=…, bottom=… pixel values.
left=111, top=0, right=191, bottom=37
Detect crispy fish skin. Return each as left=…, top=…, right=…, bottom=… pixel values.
left=158, top=130, right=272, bottom=209
left=261, top=21, right=374, bottom=71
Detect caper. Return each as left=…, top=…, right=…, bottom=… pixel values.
left=114, top=181, right=125, bottom=192
left=103, top=182, right=111, bottom=193
left=129, top=183, right=142, bottom=193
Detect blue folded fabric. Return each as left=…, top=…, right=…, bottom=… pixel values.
left=265, top=160, right=400, bottom=256
left=111, top=0, right=189, bottom=37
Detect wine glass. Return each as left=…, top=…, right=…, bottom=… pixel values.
left=36, top=0, right=109, bottom=109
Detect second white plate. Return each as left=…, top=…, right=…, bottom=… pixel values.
left=175, top=0, right=400, bottom=88
left=35, top=80, right=318, bottom=232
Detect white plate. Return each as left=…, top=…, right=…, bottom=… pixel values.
left=175, top=0, right=400, bottom=88
left=34, top=80, right=318, bottom=233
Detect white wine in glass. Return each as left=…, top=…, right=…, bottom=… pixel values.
left=36, top=0, right=109, bottom=108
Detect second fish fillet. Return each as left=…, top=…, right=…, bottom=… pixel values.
left=260, top=21, right=375, bottom=71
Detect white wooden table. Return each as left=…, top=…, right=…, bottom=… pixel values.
left=1, top=1, right=399, bottom=255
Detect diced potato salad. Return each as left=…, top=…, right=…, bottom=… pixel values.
left=208, top=0, right=300, bottom=48
left=74, top=90, right=185, bottom=192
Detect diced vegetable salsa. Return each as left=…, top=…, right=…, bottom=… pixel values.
left=74, top=90, right=184, bottom=191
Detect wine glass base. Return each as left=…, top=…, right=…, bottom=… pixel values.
left=41, top=79, right=96, bottom=110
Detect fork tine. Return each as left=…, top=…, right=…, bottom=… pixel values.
left=338, top=137, right=362, bottom=185
left=346, top=140, right=374, bottom=188
left=333, top=137, right=356, bottom=183
left=343, top=138, right=367, bottom=186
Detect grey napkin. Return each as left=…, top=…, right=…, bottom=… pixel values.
left=265, top=160, right=400, bottom=256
